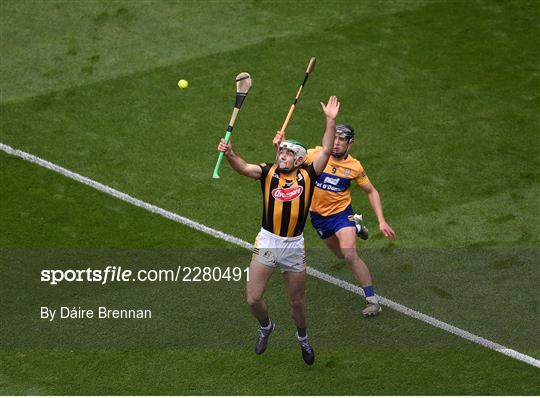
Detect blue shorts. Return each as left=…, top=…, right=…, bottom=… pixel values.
left=310, top=205, right=356, bottom=240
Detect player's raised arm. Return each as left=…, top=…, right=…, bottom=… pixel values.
left=312, top=95, right=340, bottom=175
left=217, top=138, right=262, bottom=179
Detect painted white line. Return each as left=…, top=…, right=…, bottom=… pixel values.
left=308, top=268, right=540, bottom=368
left=2, top=142, right=539, bottom=369
left=0, top=143, right=250, bottom=250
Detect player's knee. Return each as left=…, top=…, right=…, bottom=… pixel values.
left=290, top=294, right=305, bottom=310
left=246, top=293, right=263, bottom=307
left=341, top=248, right=358, bottom=263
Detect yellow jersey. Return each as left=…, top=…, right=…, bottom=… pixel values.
left=305, top=146, right=370, bottom=216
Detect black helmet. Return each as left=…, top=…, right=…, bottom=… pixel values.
left=336, top=124, right=355, bottom=141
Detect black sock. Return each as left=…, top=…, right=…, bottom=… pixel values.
left=297, top=327, right=307, bottom=338
left=259, top=317, right=270, bottom=328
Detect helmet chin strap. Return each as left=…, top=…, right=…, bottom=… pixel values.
left=332, top=149, right=348, bottom=158
left=276, top=166, right=293, bottom=173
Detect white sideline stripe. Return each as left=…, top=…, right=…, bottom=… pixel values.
left=2, top=142, right=539, bottom=369
left=0, top=143, right=251, bottom=250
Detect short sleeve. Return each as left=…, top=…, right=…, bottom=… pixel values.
left=258, top=163, right=273, bottom=180
left=305, top=148, right=317, bottom=164
left=305, top=162, right=319, bottom=179
left=355, top=165, right=370, bottom=186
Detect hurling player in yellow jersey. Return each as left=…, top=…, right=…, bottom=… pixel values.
left=273, top=124, right=396, bottom=317
left=217, top=95, right=340, bottom=365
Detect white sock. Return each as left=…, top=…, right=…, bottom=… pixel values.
left=366, top=296, right=379, bottom=305
left=260, top=320, right=273, bottom=330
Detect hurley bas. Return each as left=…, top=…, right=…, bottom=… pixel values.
left=41, top=306, right=152, bottom=321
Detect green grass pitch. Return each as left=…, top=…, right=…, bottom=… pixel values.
left=1, top=0, right=539, bottom=395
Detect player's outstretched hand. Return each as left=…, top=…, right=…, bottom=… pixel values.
left=217, top=138, right=233, bottom=156
left=320, top=95, right=340, bottom=120
left=379, top=221, right=396, bottom=240
left=273, top=130, right=285, bottom=149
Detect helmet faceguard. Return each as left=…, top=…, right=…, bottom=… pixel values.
left=277, top=139, right=307, bottom=172
left=332, top=124, right=355, bottom=158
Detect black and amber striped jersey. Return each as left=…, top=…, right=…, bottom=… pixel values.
left=258, top=163, right=318, bottom=237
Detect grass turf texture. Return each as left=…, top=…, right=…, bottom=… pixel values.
left=1, top=157, right=539, bottom=395
left=1, top=0, right=539, bottom=395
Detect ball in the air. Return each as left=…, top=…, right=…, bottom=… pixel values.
left=178, top=79, right=189, bottom=89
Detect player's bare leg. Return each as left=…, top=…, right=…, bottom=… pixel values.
left=334, top=227, right=373, bottom=285
left=246, top=259, right=274, bottom=320
left=334, top=227, right=382, bottom=317
left=283, top=270, right=307, bottom=328
left=323, top=232, right=376, bottom=299
left=283, top=269, right=314, bottom=365
left=323, top=231, right=371, bottom=285
left=246, top=259, right=276, bottom=354
left=322, top=234, right=345, bottom=259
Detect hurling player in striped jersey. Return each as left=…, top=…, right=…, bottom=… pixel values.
left=273, top=123, right=396, bottom=317
left=217, top=96, right=340, bottom=365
